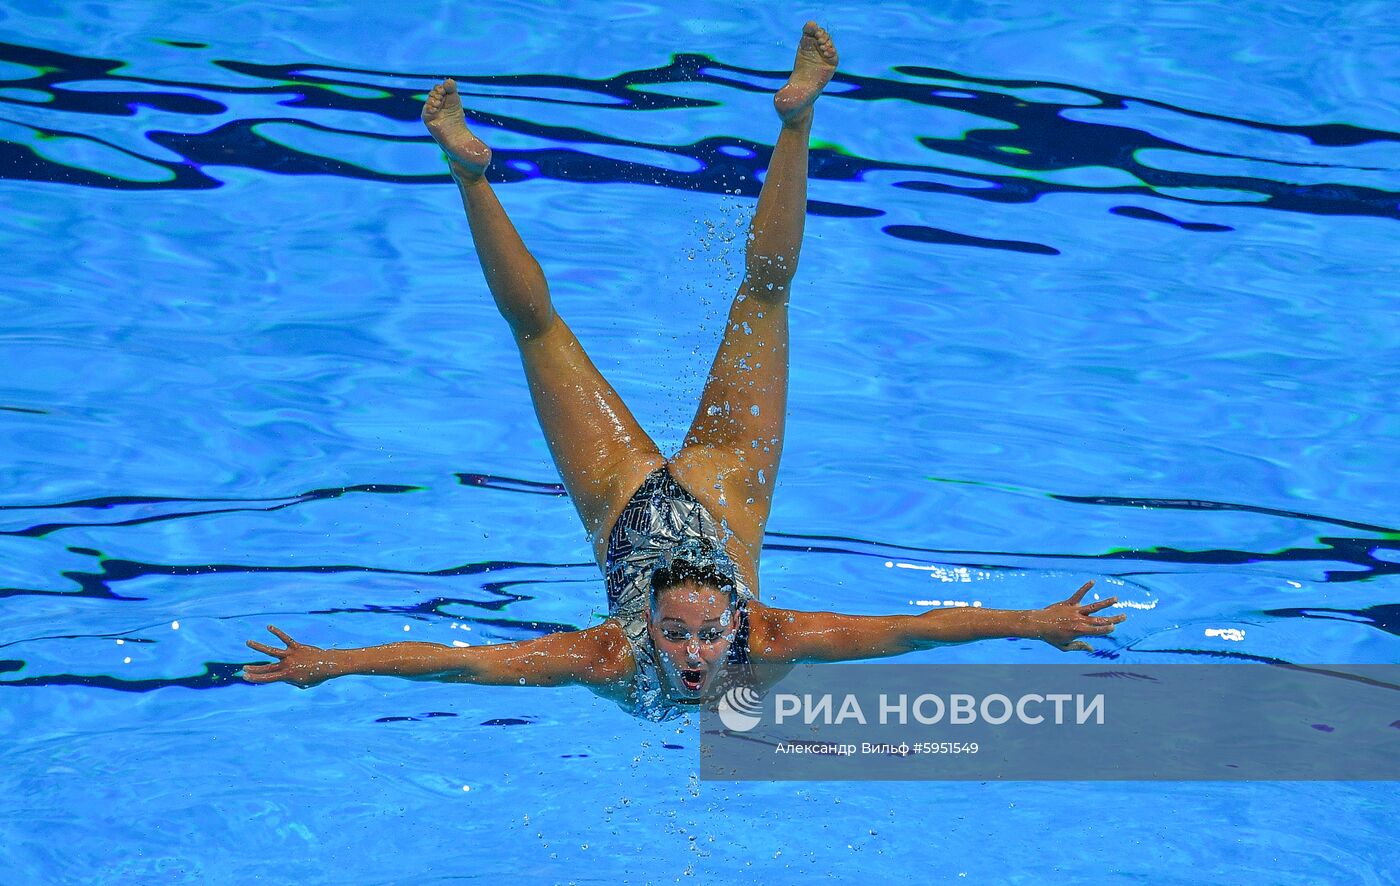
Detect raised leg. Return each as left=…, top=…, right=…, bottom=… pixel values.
left=669, top=23, right=838, bottom=561
left=423, top=80, right=664, bottom=565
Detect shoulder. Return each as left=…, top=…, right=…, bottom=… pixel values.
left=514, top=621, right=637, bottom=689
left=736, top=601, right=798, bottom=684
left=743, top=602, right=853, bottom=665
left=577, top=619, right=637, bottom=684
left=744, top=600, right=799, bottom=661
left=570, top=620, right=640, bottom=706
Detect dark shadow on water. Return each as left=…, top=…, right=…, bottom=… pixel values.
left=1, top=39, right=1395, bottom=259
left=0, top=469, right=1395, bottom=691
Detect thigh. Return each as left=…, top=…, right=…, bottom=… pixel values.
left=665, top=444, right=765, bottom=583
left=677, top=282, right=790, bottom=538
left=515, top=316, right=665, bottom=564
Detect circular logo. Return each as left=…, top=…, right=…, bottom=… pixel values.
left=717, top=685, right=763, bottom=732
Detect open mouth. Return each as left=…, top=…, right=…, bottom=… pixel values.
left=681, top=669, right=705, bottom=691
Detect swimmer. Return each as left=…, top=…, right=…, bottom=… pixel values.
left=241, top=22, right=1126, bottom=720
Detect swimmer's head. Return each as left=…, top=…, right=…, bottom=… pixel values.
left=647, top=555, right=740, bottom=702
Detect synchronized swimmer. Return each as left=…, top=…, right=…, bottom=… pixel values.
left=241, top=22, right=1126, bottom=721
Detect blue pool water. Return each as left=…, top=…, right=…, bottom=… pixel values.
left=2, top=0, right=1397, bottom=882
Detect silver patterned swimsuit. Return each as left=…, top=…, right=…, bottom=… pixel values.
left=604, top=466, right=755, bottom=722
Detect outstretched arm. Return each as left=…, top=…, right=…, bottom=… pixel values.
left=240, top=623, right=630, bottom=689
left=754, top=582, right=1124, bottom=664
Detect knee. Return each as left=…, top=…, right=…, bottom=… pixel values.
left=744, top=255, right=797, bottom=301
left=509, top=305, right=560, bottom=341
left=746, top=251, right=798, bottom=283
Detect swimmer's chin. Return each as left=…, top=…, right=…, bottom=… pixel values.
left=670, top=690, right=713, bottom=705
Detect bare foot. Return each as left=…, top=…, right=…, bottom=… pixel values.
left=422, top=78, right=491, bottom=180
left=773, top=21, right=838, bottom=125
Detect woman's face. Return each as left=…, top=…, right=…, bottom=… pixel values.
left=648, top=580, right=736, bottom=701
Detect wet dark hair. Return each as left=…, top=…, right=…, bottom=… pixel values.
left=649, top=554, right=738, bottom=612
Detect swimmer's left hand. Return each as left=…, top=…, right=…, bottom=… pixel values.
left=1029, top=581, right=1126, bottom=652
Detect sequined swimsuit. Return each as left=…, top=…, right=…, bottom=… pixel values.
left=603, top=466, right=755, bottom=721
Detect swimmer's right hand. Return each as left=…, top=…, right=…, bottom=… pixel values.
left=241, top=625, right=343, bottom=689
